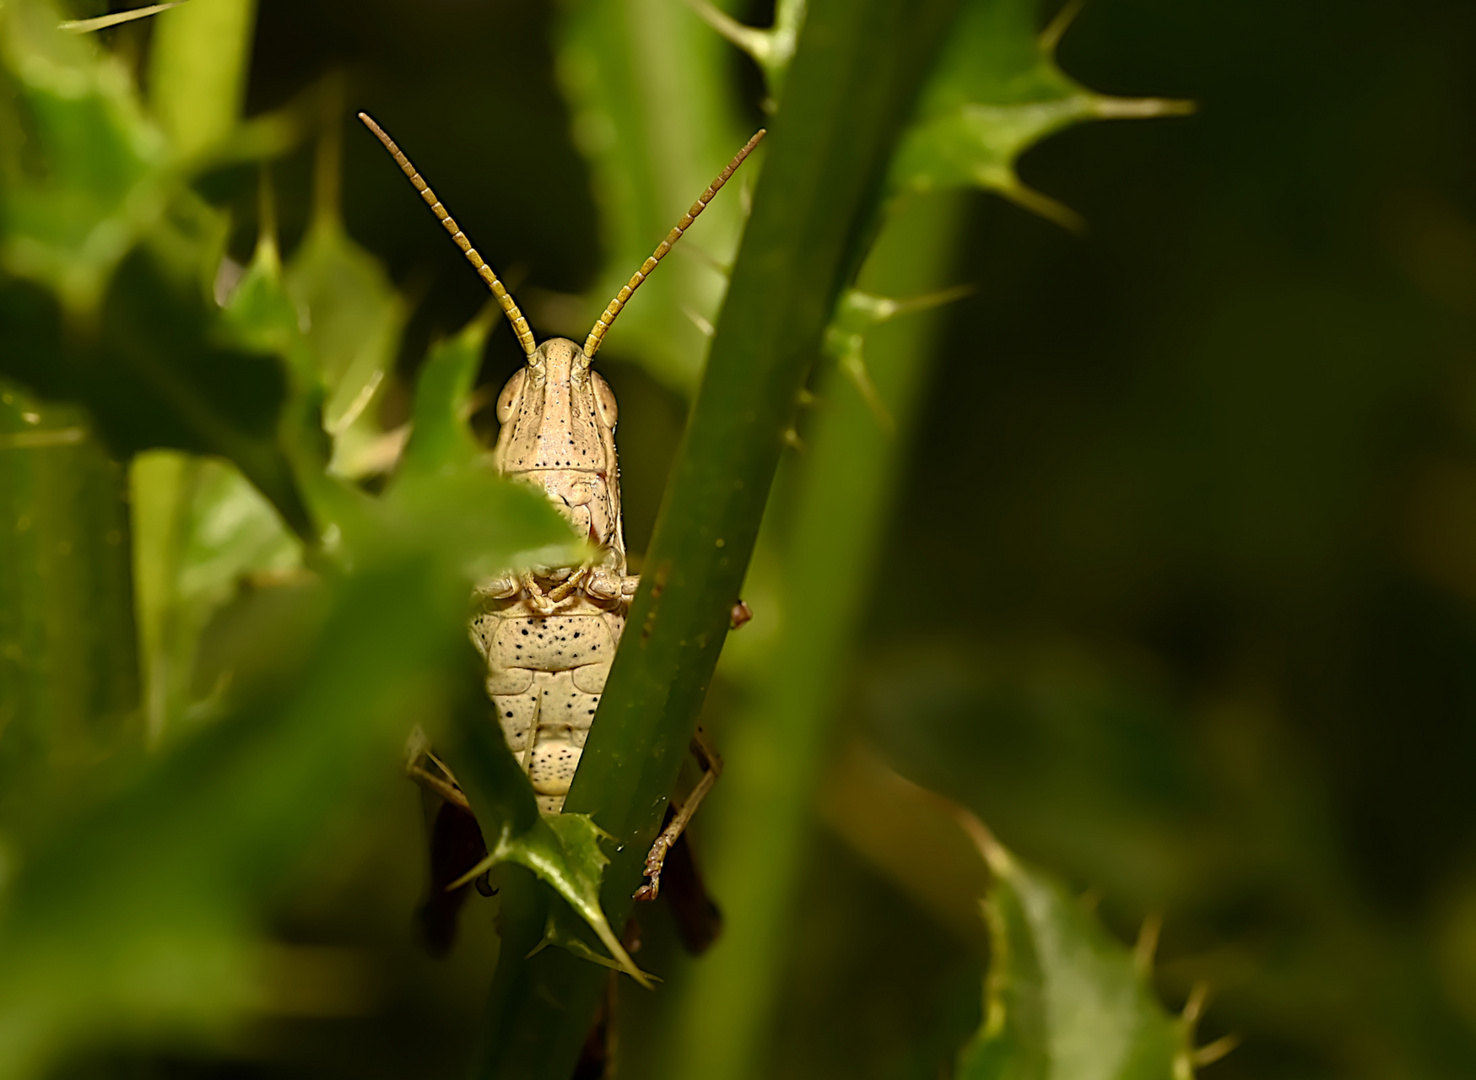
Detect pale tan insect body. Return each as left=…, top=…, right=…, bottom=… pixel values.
left=475, top=338, right=634, bottom=811
left=360, top=113, right=761, bottom=813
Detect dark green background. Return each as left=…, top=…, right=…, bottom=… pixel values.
left=55, top=0, right=1476, bottom=1076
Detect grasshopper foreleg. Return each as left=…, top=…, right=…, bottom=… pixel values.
left=634, top=726, right=722, bottom=902
left=586, top=567, right=639, bottom=602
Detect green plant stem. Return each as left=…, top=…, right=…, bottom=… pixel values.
left=147, top=0, right=259, bottom=158
left=472, top=0, right=962, bottom=1074
left=664, top=190, right=969, bottom=1080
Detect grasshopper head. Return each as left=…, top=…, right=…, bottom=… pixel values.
left=493, top=339, right=614, bottom=474
left=491, top=338, right=621, bottom=549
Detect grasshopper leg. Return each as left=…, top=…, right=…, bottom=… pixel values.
left=634, top=726, right=722, bottom=902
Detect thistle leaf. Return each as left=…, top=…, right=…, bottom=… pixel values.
left=954, top=814, right=1197, bottom=1080
left=890, top=0, right=1192, bottom=226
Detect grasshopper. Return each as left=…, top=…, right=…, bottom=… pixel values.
left=360, top=113, right=760, bottom=911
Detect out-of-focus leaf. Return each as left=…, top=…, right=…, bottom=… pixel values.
left=0, top=245, right=312, bottom=541
left=818, top=742, right=992, bottom=949
left=373, top=310, right=582, bottom=581
left=956, top=811, right=1193, bottom=1079
left=147, top=0, right=256, bottom=158
left=374, top=470, right=579, bottom=601
left=396, top=310, right=494, bottom=480
left=0, top=0, right=166, bottom=309
left=216, top=222, right=578, bottom=578
left=276, top=119, right=404, bottom=478
left=285, top=219, right=405, bottom=455
left=131, top=450, right=300, bottom=740
left=816, top=750, right=1203, bottom=1078
left=217, top=217, right=328, bottom=469
left=0, top=0, right=314, bottom=534
left=0, top=380, right=139, bottom=831
left=0, top=386, right=579, bottom=1071
left=0, top=560, right=449, bottom=1079
left=117, top=247, right=310, bottom=529
left=889, top=0, right=1191, bottom=227
left=556, top=0, right=750, bottom=391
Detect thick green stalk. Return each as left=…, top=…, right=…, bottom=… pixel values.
left=665, top=191, right=970, bottom=1080
left=147, top=0, right=258, bottom=158
left=473, top=0, right=961, bottom=1074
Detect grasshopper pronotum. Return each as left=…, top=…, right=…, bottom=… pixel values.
left=360, top=113, right=761, bottom=910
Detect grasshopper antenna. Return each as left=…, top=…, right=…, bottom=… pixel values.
left=358, top=112, right=538, bottom=358
left=583, top=129, right=765, bottom=360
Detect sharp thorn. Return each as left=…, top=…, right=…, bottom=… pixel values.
left=1004, top=181, right=1086, bottom=232
left=1133, top=910, right=1163, bottom=975
left=682, top=307, right=716, bottom=338
left=1039, top=0, right=1084, bottom=53
left=1192, top=1033, right=1242, bottom=1068
left=839, top=352, right=895, bottom=434
left=1091, top=96, right=1198, bottom=120
left=60, top=1, right=186, bottom=32
left=1182, top=980, right=1210, bottom=1025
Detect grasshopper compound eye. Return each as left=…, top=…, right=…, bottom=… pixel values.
left=368, top=110, right=759, bottom=912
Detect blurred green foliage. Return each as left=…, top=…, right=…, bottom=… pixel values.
left=956, top=820, right=1190, bottom=1080
left=2, top=0, right=1475, bottom=1078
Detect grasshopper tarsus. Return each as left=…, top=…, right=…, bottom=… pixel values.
left=634, top=730, right=723, bottom=904
left=653, top=829, right=724, bottom=955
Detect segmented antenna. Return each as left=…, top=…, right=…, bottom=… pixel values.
left=357, top=112, right=537, bottom=358
left=583, top=129, right=765, bottom=360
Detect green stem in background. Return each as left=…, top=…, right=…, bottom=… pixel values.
left=661, top=190, right=969, bottom=1079
left=472, top=0, right=961, bottom=1074
left=129, top=451, right=197, bottom=744
left=557, top=0, right=748, bottom=392
left=0, top=381, right=139, bottom=829
left=147, top=0, right=258, bottom=158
